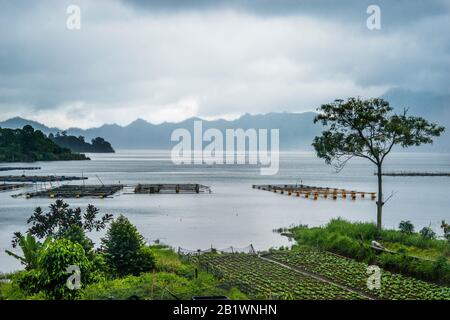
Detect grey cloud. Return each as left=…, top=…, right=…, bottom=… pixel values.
left=0, top=0, right=449, bottom=128
left=123, top=0, right=450, bottom=26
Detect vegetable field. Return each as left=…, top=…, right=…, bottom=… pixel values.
left=266, top=247, right=450, bottom=300
left=193, top=247, right=450, bottom=300
left=196, top=253, right=365, bottom=300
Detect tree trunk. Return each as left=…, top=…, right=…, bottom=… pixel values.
left=376, top=163, right=383, bottom=234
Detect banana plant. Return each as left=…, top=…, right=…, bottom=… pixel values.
left=5, top=233, right=52, bottom=270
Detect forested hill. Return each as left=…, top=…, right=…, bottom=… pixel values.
left=49, top=132, right=115, bottom=153
left=0, top=125, right=89, bottom=162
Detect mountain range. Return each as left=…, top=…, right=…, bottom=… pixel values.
left=0, top=89, right=449, bottom=151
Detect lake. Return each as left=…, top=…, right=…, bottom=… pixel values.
left=1, top=150, right=449, bottom=272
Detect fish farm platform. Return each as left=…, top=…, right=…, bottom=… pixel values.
left=0, top=184, right=28, bottom=192
left=22, top=185, right=123, bottom=199
left=134, top=183, right=211, bottom=194
left=0, top=167, right=41, bottom=172
left=0, top=175, right=88, bottom=183
left=253, top=184, right=376, bottom=200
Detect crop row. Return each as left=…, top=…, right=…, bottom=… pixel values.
left=266, top=247, right=450, bottom=300
left=195, top=253, right=364, bottom=300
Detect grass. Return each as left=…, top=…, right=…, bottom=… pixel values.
left=0, top=245, right=247, bottom=300
left=380, top=241, right=450, bottom=262
left=288, top=218, right=450, bottom=285
left=81, top=271, right=246, bottom=300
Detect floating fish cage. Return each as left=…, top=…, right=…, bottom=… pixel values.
left=134, top=183, right=211, bottom=194
left=0, top=175, right=88, bottom=183
left=252, top=184, right=376, bottom=201
left=23, top=184, right=123, bottom=199
left=0, top=167, right=41, bottom=172
left=0, top=183, right=27, bottom=192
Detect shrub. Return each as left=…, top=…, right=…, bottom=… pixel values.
left=419, top=227, right=436, bottom=240
left=152, top=246, right=192, bottom=276
left=5, top=234, right=52, bottom=270
left=38, top=239, right=92, bottom=299
left=399, top=220, right=415, bottom=234
left=289, top=219, right=450, bottom=285
left=102, top=215, right=155, bottom=276
left=441, top=221, right=450, bottom=242
left=58, top=225, right=94, bottom=255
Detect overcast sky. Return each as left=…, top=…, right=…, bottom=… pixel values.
left=0, top=0, right=449, bottom=129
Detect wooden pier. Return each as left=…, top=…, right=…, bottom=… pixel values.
left=0, top=175, right=88, bottom=183
left=134, top=183, right=211, bottom=194
left=22, top=184, right=123, bottom=199
left=252, top=184, right=376, bottom=201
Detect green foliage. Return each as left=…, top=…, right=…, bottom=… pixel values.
left=0, top=271, right=48, bottom=300
left=37, top=239, right=92, bottom=299
left=0, top=125, right=89, bottom=162
left=268, top=247, right=450, bottom=300
left=152, top=245, right=193, bottom=276
left=81, top=247, right=246, bottom=300
left=290, top=219, right=450, bottom=285
left=50, top=132, right=114, bottom=153
left=380, top=229, right=447, bottom=250
left=81, top=270, right=245, bottom=300
left=420, top=227, right=437, bottom=240
left=441, top=221, right=450, bottom=242
left=399, top=220, right=415, bottom=234
left=102, top=215, right=155, bottom=276
left=313, top=98, right=445, bottom=168
left=14, top=200, right=112, bottom=245
left=5, top=234, right=52, bottom=270
left=196, top=253, right=362, bottom=300
left=312, top=97, right=445, bottom=232
left=58, top=225, right=94, bottom=255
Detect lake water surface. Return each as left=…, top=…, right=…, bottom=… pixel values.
left=1, top=151, right=449, bottom=272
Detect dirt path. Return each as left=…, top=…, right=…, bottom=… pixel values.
left=259, top=255, right=376, bottom=300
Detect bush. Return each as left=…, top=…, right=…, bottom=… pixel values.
left=102, top=215, right=155, bottom=276
left=441, top=221, right=450, bottom=242
left=38, top=239, right=92, bottom=299
left=81, top=271, right=246, bottom=300
left=419, top=227, right=436, bottom=240
left=152, top=246, right=193, bottom=276
left=289, top=219, right=450, bottom=285
left=399, top=220, right=415, bottom=234
left=58, top=225, right=94, bottom=255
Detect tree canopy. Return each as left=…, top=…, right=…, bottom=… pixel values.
left=0, top=125, right=89, bottom=162
left=12, top=200, right=113, bottom=249
left=312, top=98, right=445, bottom=171
left=312, top=97, right=445, bottom=232
left=50, top=133, right=115, bottom=153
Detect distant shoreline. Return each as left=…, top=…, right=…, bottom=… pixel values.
left=379, top=172, right=450, bottom=177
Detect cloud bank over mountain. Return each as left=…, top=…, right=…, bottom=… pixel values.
left=1, top=89, right=448, bottom=151
left=0, top=1, right=449, bottom=129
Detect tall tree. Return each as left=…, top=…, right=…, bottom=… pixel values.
left=312, top=98, right=444, bottom=232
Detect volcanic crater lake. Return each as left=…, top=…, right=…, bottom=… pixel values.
left=1, top=150, right=449, bottom=272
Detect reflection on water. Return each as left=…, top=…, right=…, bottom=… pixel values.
left=1, top=150, right=449, bottom=272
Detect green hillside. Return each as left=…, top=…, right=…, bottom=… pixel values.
left=0, top=125, right=89, bottom=162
